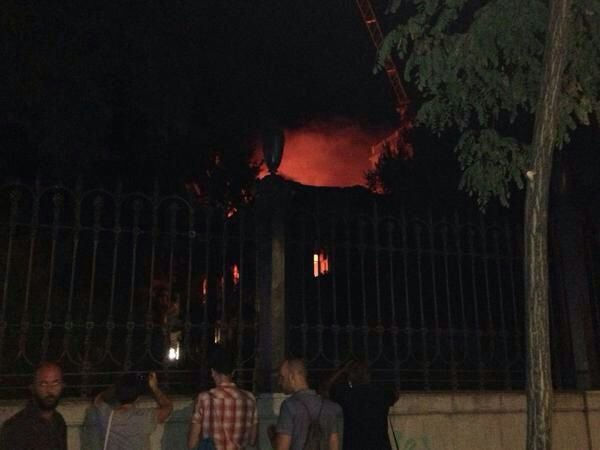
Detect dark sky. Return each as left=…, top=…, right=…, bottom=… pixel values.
left=199, top=0, right=398, bottom=128
left=1, top=0, right=402, bottom=185
left=198, top=0, right=401, bottom=185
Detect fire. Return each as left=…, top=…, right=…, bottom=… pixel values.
left=256, top=119, right=392, bottom=187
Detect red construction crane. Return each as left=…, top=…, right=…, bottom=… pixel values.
left=355, top=0, right=414, bottom=162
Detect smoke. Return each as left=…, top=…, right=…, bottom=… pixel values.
left=257, top=119, right=392, bottom=187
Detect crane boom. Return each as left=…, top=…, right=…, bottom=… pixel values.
left=355, top=0, right=409, bottom=119
left=355, top=0, right=414, bottom=165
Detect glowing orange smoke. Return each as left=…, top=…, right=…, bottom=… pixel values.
left=257, top=119, right=392, bottom=187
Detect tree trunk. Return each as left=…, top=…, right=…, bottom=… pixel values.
left=525, top=0, right=572, bottom=448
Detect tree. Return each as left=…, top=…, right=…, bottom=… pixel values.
left=378, top=0, right=599, bottom=448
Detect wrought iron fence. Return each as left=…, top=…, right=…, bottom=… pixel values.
left=284, top=187, right=531, bottom=390
left=0, top=177, right=585, bottom=396
left=0, top=179, right=258, bottom=396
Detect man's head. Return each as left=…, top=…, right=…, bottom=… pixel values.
left=347, top=360, right=370, bottom=386
left=278, top=358, right=308, bottom=394
left=209, top=346, right=234, bottom=382
left=31, top=362, right=64, bottom=411
left=115, top=373, right=143, bottom=405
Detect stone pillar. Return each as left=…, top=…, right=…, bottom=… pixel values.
left=255, top=175, right=291, bottom=392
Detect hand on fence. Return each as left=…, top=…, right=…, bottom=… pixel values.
left=148, top=372, right=159, bottom=391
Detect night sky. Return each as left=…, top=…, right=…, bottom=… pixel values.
left=200, top=0, right=401, bottom=185
left=1, top=0, right=402, bottom=186
left=199, top=0, right=397, bottom=125
left=4, top=2, right=597, bottom=190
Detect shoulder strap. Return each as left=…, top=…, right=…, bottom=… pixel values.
left=103, top=410, right=114, bottom=450
left=389, top=416, right=400, bottom=450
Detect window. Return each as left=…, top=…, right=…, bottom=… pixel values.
left=313, top=250, right=329, bottom=277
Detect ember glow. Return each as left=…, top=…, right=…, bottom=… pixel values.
left=257, top=120, right=392, bottom=187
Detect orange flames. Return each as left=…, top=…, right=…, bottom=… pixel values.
left=257, top=119, right=392, bottom=187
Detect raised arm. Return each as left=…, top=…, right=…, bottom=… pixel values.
left=94, top=386, right=115, bottom=408
left=318, top=359, right=354, bottom=397
left=328, top=432, right=340, bottom=450
left=148, top=372, right=173, bottom=424
left=187, top=396, right=203, bottom=450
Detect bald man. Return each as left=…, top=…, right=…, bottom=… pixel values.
left=269, top=358, right=342, bottom=450
left=0, top=362, right=67, bottom=450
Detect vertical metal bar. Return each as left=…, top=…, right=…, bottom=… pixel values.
left=17, top=180, right=40, bottom=367
left=219, top=209, right=227, bottom=345
left=253, top=208, right=260, bottom=391
left=163, top=201, right=178, bottom=373
left=504, top=215, right=523, bottom=384
left=124, top=195, right=143, bottom=372
left=201, top=207, right=212, bottom=365
left=386, top=219, right=401, bottom=389
left=344, top=212, right=354, bottom=358
left=81, top=194, right=103, bottom=384
left=427, top=208, right=441, bottom=376
left=400, top=206, right=412, bottom=386
left=183, top=206, right=195, bottom=364
left=104, top=183, right=122, bottom=366
left=0, top=189, right=21, bottom=369
left=414, top=219, right=429, bottom=389
left=330, top=215, right=340, bottom=366
left=62, top=181, right=81, bottom=368
left=235, top=210, right=245, bottom=373
left=441, top=219, right=457, bottom=389
left=372, top=201, right=384, bottom=363
left=41, top=191, right=63, bottom=360
left=453, top=212, right=468, bottom=389
left=300, top=213, right=308, bottom=357
left=144, top=191, right=159, bottom=365
left=492, top=225, right=511, bottom=388
left=479, top=214, right=496, bottom=383
left=315, top=199, right=324, bottom=363
left=467, top=220, right=484, bottom=388
left=168, top=202, right=178, bottom=299
left=359, top=217, right=369, bottom=362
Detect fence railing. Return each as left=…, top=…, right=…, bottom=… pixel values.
left=0, top=177, right=589, bottom=396
left=0, top=179, right=258, bottom=396
left=283, top=185, right=529, bottom=390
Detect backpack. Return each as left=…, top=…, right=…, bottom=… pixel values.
left=298, top=398, right=325, bottom=450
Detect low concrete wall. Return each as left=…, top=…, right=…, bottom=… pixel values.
left=1, top=391, right=599, bottom=449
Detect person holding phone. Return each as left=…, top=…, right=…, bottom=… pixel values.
left=94, top=371, right=173, bottom=450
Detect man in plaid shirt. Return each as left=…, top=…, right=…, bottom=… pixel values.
left=187, top=347, right=258, bottom=450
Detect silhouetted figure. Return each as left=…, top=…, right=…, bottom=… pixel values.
left=320, top=360, right=399, bottom=450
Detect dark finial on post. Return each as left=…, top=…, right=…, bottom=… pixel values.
left=262, top=125, right=285, bottom=175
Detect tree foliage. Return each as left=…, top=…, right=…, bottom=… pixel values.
left=379, top=0, right=600, bottom=206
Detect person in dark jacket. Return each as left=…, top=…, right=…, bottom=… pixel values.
left=0, top=362, right=67, bottom=450
left=320, top=359, right=399, bottom=450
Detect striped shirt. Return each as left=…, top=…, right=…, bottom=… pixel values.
left=191, top=382, right=257, bottom=450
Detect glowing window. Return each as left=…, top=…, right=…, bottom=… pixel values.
left=198, top=276, right=208, bottom=303
left=313, top=250, right=329, bottom=277
left=232, top=264, right=240, bottom=285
